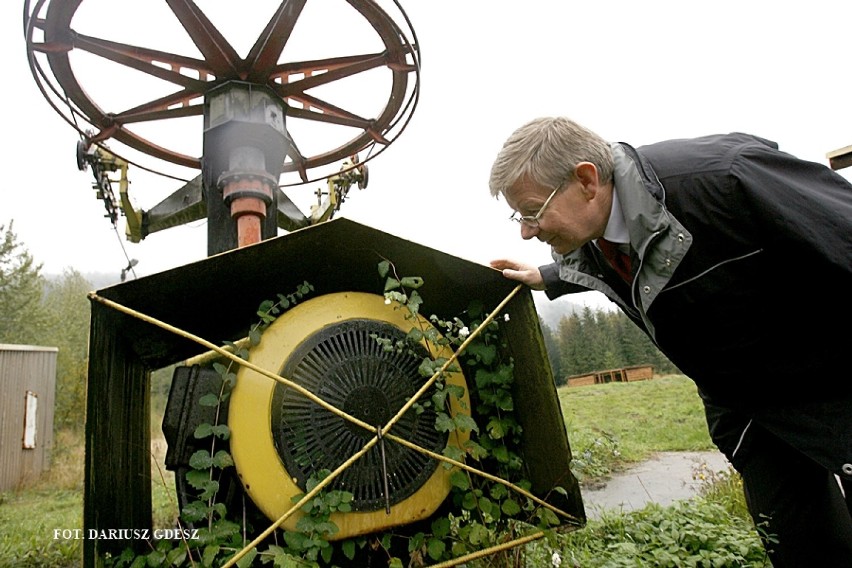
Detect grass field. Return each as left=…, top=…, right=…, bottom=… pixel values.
left=0, top=374, right=752, bottom=567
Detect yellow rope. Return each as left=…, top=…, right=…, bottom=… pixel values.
left=386, top=433, right=583, bottom=526
left=88, top=292, right=377, bottom=435
left=428, top=530, right=546, bottom=568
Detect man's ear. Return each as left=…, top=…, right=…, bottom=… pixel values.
left=574, top=162, right=601, bottom=198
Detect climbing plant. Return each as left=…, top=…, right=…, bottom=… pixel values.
left=108, top=263, right=568, bottom=567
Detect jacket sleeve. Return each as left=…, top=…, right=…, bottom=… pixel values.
left=540, top=262, right=589, bottom=300
left=733, top=143, right=852, bottom=279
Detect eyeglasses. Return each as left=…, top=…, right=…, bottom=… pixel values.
left=510, top=184, right=562, bottom=228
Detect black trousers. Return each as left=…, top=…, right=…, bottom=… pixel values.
left=703, top=402, right=852, bottom=567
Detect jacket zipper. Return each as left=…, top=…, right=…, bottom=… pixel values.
left=660, top=249, right=764, bottom=293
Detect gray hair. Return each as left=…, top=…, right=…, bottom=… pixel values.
left=488, top=117, right=614, bottom=197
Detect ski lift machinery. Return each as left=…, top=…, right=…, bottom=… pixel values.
left=23, top=1, right=586, bottom=565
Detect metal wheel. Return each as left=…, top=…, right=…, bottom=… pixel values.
left=23, top=0, right=420, bottom=184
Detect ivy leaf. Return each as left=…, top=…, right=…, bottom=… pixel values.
left=497, top=390, right=514, bottom=411
left=406, top=327, right=424, bottom=343
left=377, top=260, right=391, bottom=278
left=434, top=412, right=455, bottom=433
left=400, top=276, right=424, bottom=289
left=180, top=500, right=207, bottom=523
left=489, top=483, right=508, bottom=500
left=384, top=277, right=401, bottom=291
left=283, top=531, right=308, bottom=551
left=211, top=450, right=234, bottom=469
left=341, top=540, right=356, bottom=560
left=431, top=517, right=451, bottom=539
left=453, top=413, right=479, bottom=434
left=249, top=328, right=262, bottom=346
left=202, top=544, right=220, bottom=566
left=492, top=445, right=510, bottom=464
left=193, top=423, right=214, bottom=439
left=449, top=470, right=469, bottom=490
left=487, top=417, right=506, bottom=439
left=406, top=290, right=423, bottom=315
left=501, top=498, right=521, bottom=516
left=189, top=450, right=213, bottom=470
left=468, top=523, right=488, bottom=545
left=235, top=548, right=257, bottom=568
left=446, top=384, right=466, bottom=401
left=442, top=445, right=464, bottom=467
left=426, top=538, right=445, bottom=561
left=198, top=479, right=220, bottom=501
left=198, top=393, right=220, bottom=408
left=466, top=342, right=497, bottom=365
left=463, top=440, right=488, bottom=461
left=478, top=496, right=493, bottom=516
left=212, top=424, right=231, bottom=440
left=210, top=502, right=227, bottom=520
left=431, top=389, right=448, bottom=409
left=462, top=492, right=477, bottom=510
left=418, top=358, right=438, bottom=378
left=185, top=469, right=209, bottom=490
left=165, top=547, right=186, bottom=566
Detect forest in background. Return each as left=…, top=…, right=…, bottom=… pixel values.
left=2, top=220, right=677, bottom=430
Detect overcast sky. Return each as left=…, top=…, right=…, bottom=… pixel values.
left=4, top=0, right=851, bottom=310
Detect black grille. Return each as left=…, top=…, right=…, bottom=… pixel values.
left=271, top=319, right=447, bottom=511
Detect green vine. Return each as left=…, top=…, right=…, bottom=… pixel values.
left=108, top=263, right=563, bottom=567
left=369, top=260, right=563, bottom=566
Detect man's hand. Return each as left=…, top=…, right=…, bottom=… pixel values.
left=490, top=259, right=545, bottom=290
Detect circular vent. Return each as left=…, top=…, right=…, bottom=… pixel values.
left=228, top=291, right=470, bottom=539
left=271, top=320, right=447, bottom=511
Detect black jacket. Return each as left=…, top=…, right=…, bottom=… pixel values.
left=542, top=133, right=852, bottom=477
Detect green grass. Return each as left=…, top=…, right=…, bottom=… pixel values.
left=1, top=374, right=756, bottom=567
left=0, top=429, right=177, bottom=568
left=0, top=489, right=82, bottom=567
left=560, top=374, right=713, bottom=467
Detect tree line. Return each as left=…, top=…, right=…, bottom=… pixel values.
left=1, top=219, right=680, bottom=432
left=540, top=305, right=679, bottom=384
left=1, top=222, right=92, bottom=430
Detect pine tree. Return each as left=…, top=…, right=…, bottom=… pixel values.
left=0, top=221, right=49, bottom=344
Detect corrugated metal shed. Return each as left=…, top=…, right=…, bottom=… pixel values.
left=0, top=344, right=58, bottom=491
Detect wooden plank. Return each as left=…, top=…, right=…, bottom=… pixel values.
left=827, top=145, right=852, bottom=170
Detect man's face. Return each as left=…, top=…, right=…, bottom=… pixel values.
left=504, top=173, right=608, bottom=255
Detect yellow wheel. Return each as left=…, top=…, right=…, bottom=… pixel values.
left=229, top=292, right=470, bottom=539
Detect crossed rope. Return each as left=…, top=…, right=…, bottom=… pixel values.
left=89, top=284, right=582, bottom=567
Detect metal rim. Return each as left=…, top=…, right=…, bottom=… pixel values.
left=24, top=0, right=420, bottom=185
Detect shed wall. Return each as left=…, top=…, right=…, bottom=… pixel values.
left=0, top=345, right=58, bottom=491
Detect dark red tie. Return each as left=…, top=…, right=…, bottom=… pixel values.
left=598, top=238, right=633, bottom=282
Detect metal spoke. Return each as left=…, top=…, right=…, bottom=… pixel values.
left=72, top=33, right=211, bottom=90
left=165, top=0, right=240, bottom=77
left=245, top=0, right=308, bottom=82
left=112, top=89, right=205, bottom=123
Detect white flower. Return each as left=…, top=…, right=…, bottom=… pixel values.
left=551, top=551, right=562, bottom=567
left=503, top=313, right=511, bottom=322
left=384, top=298, right=391, bottom=305
left=458, top=326, right=470, bottom=338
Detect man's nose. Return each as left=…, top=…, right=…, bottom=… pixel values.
left=520, top=223, right=538, bottom=240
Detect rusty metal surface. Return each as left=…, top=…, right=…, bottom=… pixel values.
left=24, top=0, right=419, bottom=184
